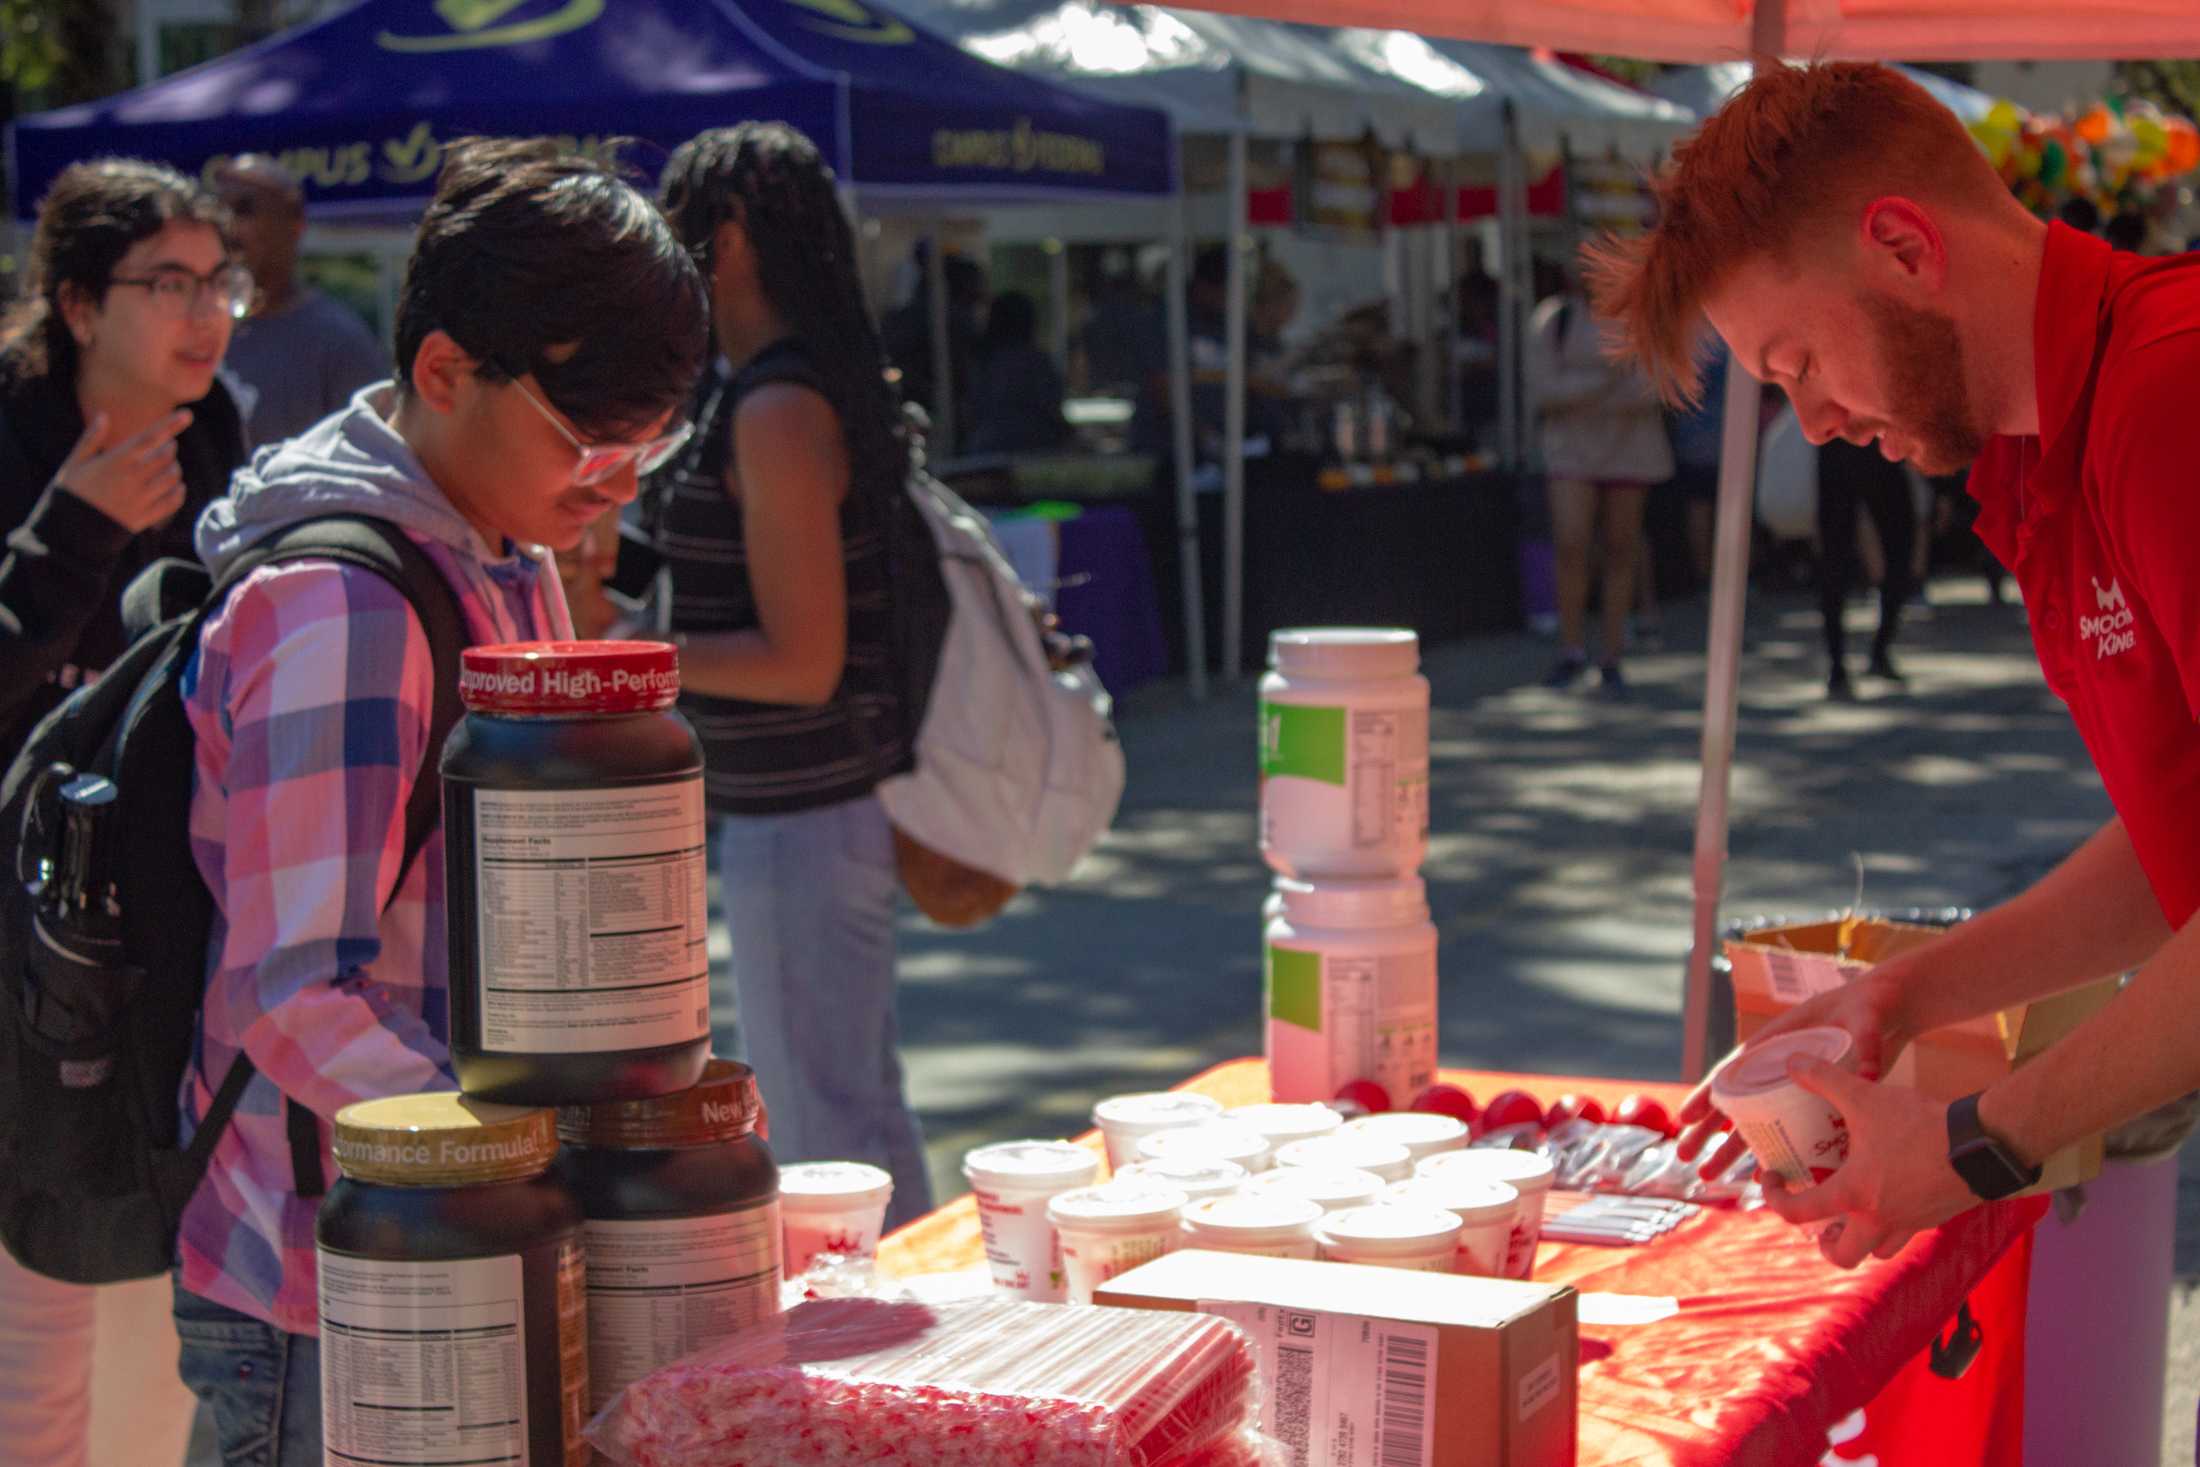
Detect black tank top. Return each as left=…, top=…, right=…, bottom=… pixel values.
left=651, top=340, right=908, bottom=816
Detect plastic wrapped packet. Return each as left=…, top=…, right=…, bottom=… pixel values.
left=1468, top=1122, right=1543, bottom=1152
left=586, top=1296, right=1281, bottom=1467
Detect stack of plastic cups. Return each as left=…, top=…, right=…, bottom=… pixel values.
left=1259, top=630, right=1438, bottom=1117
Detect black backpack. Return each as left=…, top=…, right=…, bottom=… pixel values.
left=0, top=516, right=465, bottom=1284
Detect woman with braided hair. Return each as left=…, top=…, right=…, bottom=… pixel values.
left=652, top=123, right=932, bottom=1224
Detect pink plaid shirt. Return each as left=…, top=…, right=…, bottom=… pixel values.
left=176, top=527, right=564, bottom=1333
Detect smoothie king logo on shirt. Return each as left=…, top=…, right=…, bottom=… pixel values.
left=2081, top=577, right=2137, bottom=662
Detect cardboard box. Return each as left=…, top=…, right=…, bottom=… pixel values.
left=1096, top=1249, right=1576, bottom=1467
left=1723, top=917, right=2116, bottom=1192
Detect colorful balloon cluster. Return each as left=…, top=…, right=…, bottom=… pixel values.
left=1970, top=96, right=2200, bottom=219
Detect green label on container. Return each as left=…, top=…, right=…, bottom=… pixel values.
left=1266, top=945, right=1323, bottom=1032
left=1258, top=702, right=1347, bottom=786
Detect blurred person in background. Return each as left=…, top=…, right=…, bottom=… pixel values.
left=210, top=156, right=385, bottom=450
left=965, top=290, right=1070, bottom=455
left=1529, top=264, right=1673, bottom=694
left=0, top=157, right=248, bottom=1467
left=1815, top=436, right=1914, bottom=701
left=656, top=123, right=934, bottom=1226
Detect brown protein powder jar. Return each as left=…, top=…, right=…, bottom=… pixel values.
left=442, top=640, right=711, bottom=1105
left=317, top=1094, right=588, bottom=1467
left=554, top=1058, right=783, bottom=1413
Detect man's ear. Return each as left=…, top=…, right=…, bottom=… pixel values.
left=1859, top=197, right=1948, bottom=291
left=407, top=329, right=475, bottom=414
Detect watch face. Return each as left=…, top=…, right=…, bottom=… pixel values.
left=1950, top=1137, right=2034, bottom=1201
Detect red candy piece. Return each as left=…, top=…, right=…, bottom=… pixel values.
left=1615, top=1094, right=1676, bottom=1137
left=1334, top=1079, right=1393, bottom=1115
left=1408, top=1083, right=1479, bottom=1127
left=1544, top=1093, right=1607, bottom=1128
left=1476, top=1089, right=1544, bottom=1136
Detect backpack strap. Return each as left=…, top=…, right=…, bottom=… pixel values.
left=179, top=516, right=468, bottom=1201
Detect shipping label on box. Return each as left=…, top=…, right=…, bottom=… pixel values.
left=1097, top=1249, right=1577, bottom=1467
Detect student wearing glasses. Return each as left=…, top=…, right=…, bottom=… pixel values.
left=0, top=158, right=249, bottom=1467
left=172, top=139, right=706, bottom=1463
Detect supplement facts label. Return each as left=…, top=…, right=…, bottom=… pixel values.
left=319, top=1251, right=528, bottom=1467
left=583, top=1205, right=784, bottom=1411
left=1349, top=707, right=1429, bottom=851
left=1200, top=1301, right=1438, bottom=1467
left=472, top=779, right=710, bottom=1054
left=1326, top=954, right=1438, bottom=1111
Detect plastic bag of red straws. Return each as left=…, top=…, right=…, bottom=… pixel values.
left=585, top=1295, right=1285, bottom=1467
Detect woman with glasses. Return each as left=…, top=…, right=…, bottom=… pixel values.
left=653, top=123, right=934, bottom=1228
left=0, top=159, right=247, bottom=1467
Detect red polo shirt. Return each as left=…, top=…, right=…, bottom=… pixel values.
left=1969, top=223, right=2200, bottom=928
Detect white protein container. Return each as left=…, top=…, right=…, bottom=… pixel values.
left=1243, top=1165, right=1388, bottom=1214
left=1225, top=1103, right=1346, bottom=1151
left=1416, top=1149, right=1554, bottom=1280
left=1260, top=628, right=1430, bottom=879
left=963, top=1141, right=1101, bottom=1302
left=1343, top=1111, right=1469, bottom=1164
left=1180, top=1193, right=1325, bottom=1260
left=1389, top=1175, right=1519, bottom=1276
left=1047, top=1180, right=1189, bottom=1305
left=1092, top=1091, right=1226, bottom=1170
left=1274, top=1133, right=1415, bottom=1184
left=1265, top=877, right=1439, bottom=1109
left=1711, top=1027, right=1861, bottom=1188
left=1314, top=1203, right=1463, bottom=1272
left=1136, top=1121, right=1273, bottom=1174
left=1113, top=1158, right=1251, bottom=1204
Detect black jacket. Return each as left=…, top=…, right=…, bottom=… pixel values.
left=0, top=371, right=246, bottom=753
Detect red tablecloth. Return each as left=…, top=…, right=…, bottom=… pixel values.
left=879, top=1060, right=2042, bottom=1467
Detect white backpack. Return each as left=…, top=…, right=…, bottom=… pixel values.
left=875, top=473, right=1125, bottom=889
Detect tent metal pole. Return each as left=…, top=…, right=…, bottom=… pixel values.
left=1681, top=0, right=1783, bottom=1083
left=1221, top=129, right=1249, bottom=682
left=1166, top=190, right=1208, bottom=700
left=926, top=225, right=955, bottom=456
left=1441, top=156, right=1461, bottom=433
left=1048, top=238, right=1072, bottom=376
left=1495, top=103, right=1521, bottom=469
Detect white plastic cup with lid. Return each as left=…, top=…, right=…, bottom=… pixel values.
left=778, top=1161, right=895, bottom=1275
left=1046, top=1180, right=1189, bottom=1304
left=1343, top=1111, right=1469, bottom=1164
left=1091, top=1091, right=1226, bottom=1170
left=963, top=1140, right=1102, bottom=1301
left=1136, top=1121, right=1273, bottom=1173
left=1114, top=1158, right=1250, bottom=1203
left=1710, top=1026, right=1862, bottom=1188
left=1180, top=1193, right=1326, bottom=1259
left=1225, top=1102, right=1345, bottom=1150
left=1244, top=1165, right=1388, bottom=1214
left=1388, top=1176, right=1520, bottom=1276
left=1274, top=1133, right=1414, bottom=1183
left=1416, top=1149, right=1555, bottom=1278
left=1313, top=1203, right=1464, bottom=1272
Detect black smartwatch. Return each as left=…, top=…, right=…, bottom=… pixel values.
left=1946, top=1092, right=2043, bottom=1201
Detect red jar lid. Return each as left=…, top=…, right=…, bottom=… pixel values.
left=458, top=640, right=680, bottom=716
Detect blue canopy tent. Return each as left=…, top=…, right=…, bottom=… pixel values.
left=9, top=0, right=1177, bottom=216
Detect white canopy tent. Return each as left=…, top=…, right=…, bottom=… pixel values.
left=1080, top=0, right=2200, bottom=1078
left=1652, top=59, right=2005, bottom=123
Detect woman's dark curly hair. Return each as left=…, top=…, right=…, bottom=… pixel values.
left=1, top=157, right=232, bottom=385
left=659, top=124, right=909, bottom=493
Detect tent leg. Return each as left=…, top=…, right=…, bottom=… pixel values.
left=1682, top=351, right=1763, bottom=1082
left=1048, top=239, right=1071, bottom=377
left=1442, top=159, right=1461, bottom=433
left=1166, top=193, right=1207, bottom=700
left=1222, top=130, right=1249, bottom=682
left=926, top=224, right=955, bottom=457
left=1496, top=105, right=1522, bottom=470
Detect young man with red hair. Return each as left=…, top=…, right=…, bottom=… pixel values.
left=1594, top=61, right=2200, bottom=1268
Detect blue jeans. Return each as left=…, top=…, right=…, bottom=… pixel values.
left=172, top=1278, right=320, bottom=1467
left=715, top=794, right=933, bottom=1228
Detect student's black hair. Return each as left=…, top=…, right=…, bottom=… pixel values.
left=983, top=290, right=1039, bottom=351
left=395, top=138, right=709, bottom=439
left=0, top=157, right=232, bottom=385
left=658, top=123, right=910, bottom=491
